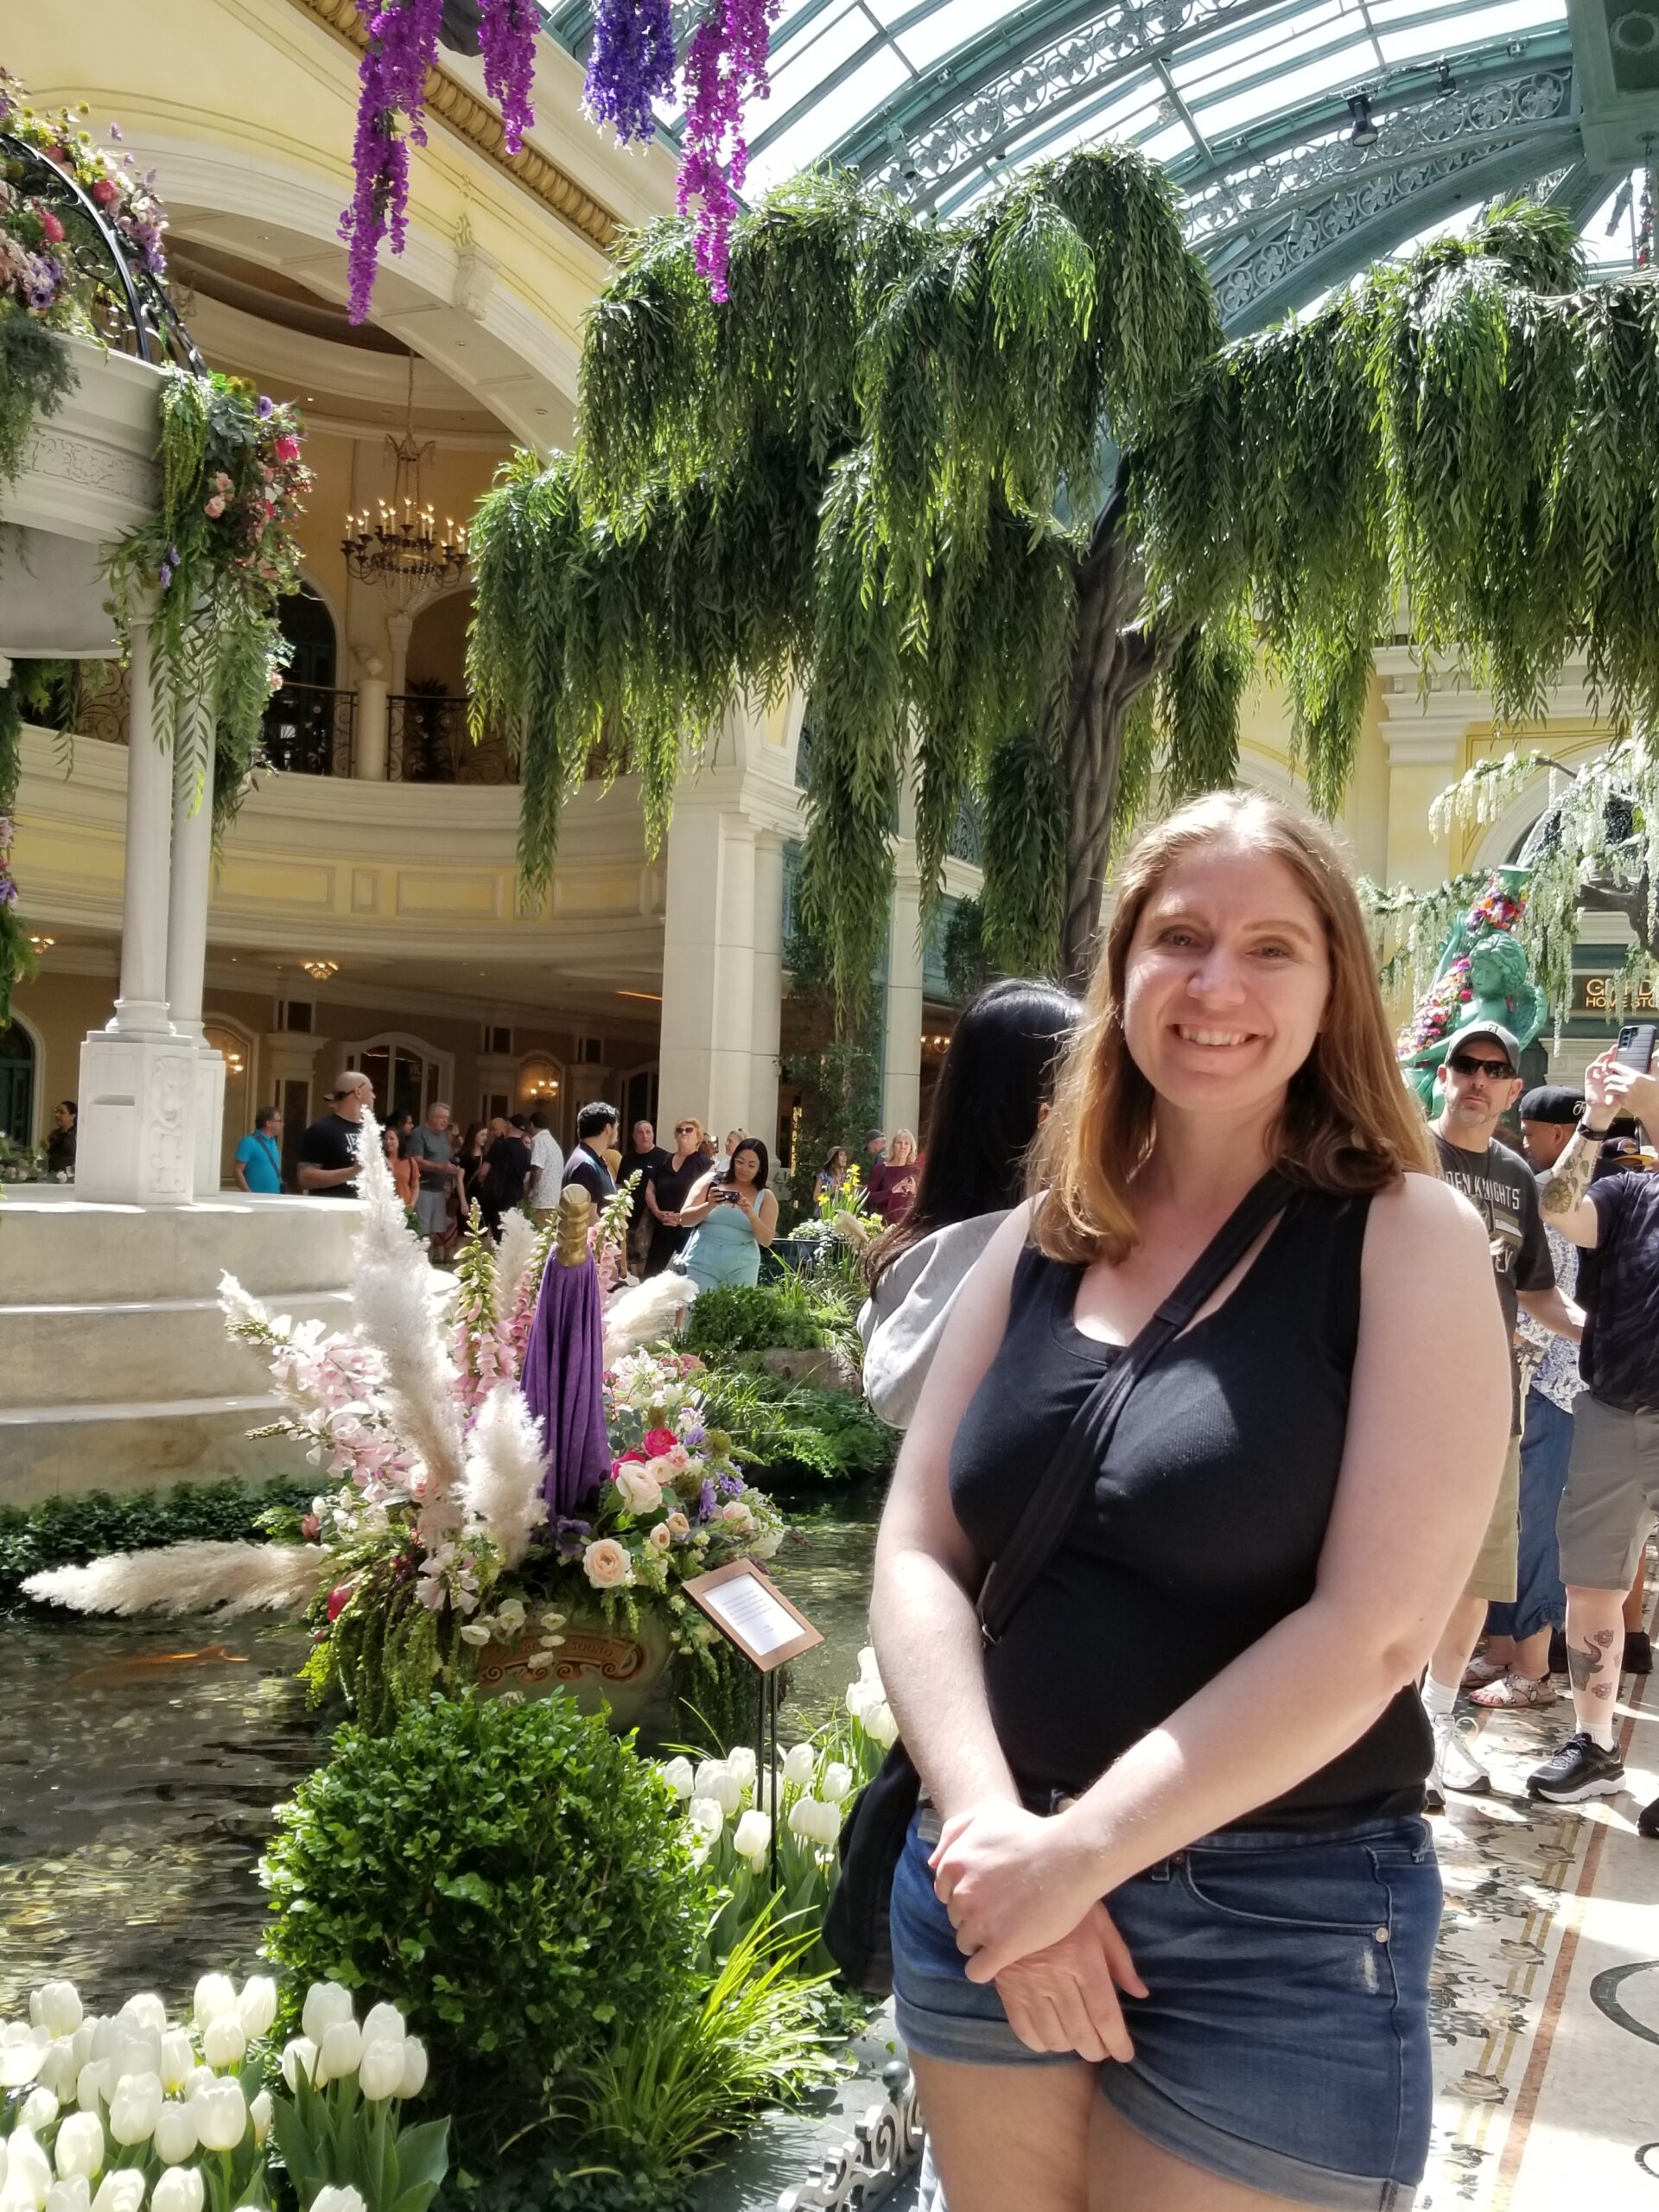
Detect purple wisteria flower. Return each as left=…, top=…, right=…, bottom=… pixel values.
left=583, top=0, right=675, bottom=147
left=675, top=0, right=781, bottom=300
left=698, top=1478, right=718, bottom=1521
left=340, top=0, right=442, bottom=322
left=0, top=880, right=18, bottom=908
left=480, top=0, right=539, bottom=156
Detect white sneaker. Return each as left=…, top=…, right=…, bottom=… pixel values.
left=1428, top=1711, right=1491, bottom=1803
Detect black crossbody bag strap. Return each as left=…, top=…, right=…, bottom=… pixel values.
left=977, top=1167, right=1294, bottom=1645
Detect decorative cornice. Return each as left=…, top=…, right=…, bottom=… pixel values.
left=287, top=0, right=618, bottom=254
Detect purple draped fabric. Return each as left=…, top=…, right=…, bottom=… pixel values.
left=521, top=1249, right=613, bottom=1519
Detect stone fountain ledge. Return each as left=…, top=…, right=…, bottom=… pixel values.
left=689, top=2004, right=923, bottom=2212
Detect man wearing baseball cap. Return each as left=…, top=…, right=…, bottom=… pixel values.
left=1418, top=1020, right=1584, bottom=1804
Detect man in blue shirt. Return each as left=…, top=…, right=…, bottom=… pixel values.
left=233, top=1106, right=283, bottom=1193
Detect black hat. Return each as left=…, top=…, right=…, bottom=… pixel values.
left=1518, top=1085, right=1584, bottom=1125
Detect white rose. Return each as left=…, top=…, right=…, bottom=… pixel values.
left=659, top=1756, right=694, bottom=1800
left=200, top=2018, right=245, bottom=2071
left=90, top=2172, right=145, bottom=2212
left=725, top=1746, right=758, bottom=1791
left=613, top=1466, right=663, bottom=1516
left=315, top=2020, right=361, bottom=2086
left=233, top=1979, right=276, bottom=2041
left=150, top=2171, right=203, bottom=2212
left=107, top=2073, right=163, bottom=2147
left=44, top=2180, right=91, bottom=2212
left=396, top=2038, right=427, bottom=2101
left=645, top=1522, right=671, bottom=1554
left=191, top=1978, right=235, bottom=2031
left=582, top=1538, right=633, bottom=1591
left=150, top=2105, right=198, bottom=2166
left=53, top=2115, right=103, bottom=2184
left=192, top=2080, right=246, bottom=2154
left=18, top=2089, right=59, bottom=2134
left=693, top=1760, right=741, bottom=1816
left=821, top=1761, right=855, bottom=1804
left=299, top=1984, right=353, bottom=2045
left=357, top=2040, right=404, bottom=2103
left=732, top=1809, right=771, bottom=1867
left=32, top=1986, right=84, bottom=2039
left=781, top=1742, right=817, bottom=1789
left=279, top=2039, right=316, bottom=2092
left=156, top=2033, right=193, bottom=2094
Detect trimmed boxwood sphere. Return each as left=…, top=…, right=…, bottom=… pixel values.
left=262, top=1691, right=703, bottom=2117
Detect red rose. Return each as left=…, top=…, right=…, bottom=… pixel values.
left=92, top=176, right=119, bottom=207
left=327, top=1584, right=353, bottom=1621
left=273, top=434, right=301, bottom=462
left=643, top=1427, right=677, bottom=1457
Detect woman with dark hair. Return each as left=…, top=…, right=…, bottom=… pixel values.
left=680, top=1137, right=778, bottom=1290
left=859, top=981, right=1082, bottom=1429
left=814, top=1144, right=850, bottom=1205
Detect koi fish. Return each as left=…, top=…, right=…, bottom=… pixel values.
left=70, top=1643, right=250, bottom=1687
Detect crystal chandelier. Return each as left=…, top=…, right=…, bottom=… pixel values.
left=340, top=355, right=467, bottom=613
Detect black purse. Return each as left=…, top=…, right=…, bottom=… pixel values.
left=823, top=1170, right=1294, bottom=1996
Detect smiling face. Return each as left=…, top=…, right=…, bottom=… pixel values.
left=1120, top=841, right=1332, bottom=1124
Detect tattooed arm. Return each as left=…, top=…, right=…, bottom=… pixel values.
left=1535, top=1051, right=1618, bottom=1246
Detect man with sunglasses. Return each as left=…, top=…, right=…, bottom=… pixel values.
left=1418, top=1020, right=1584, bottom=1804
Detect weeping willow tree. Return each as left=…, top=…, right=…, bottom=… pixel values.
left=471, top=174, right=1659, bottom=1001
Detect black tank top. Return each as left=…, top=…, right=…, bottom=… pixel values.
left=949, top=1189, right=1429, bottom=1827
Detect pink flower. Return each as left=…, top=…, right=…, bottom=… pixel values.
left=273, top=434, right=301, bottom=463
left=643, top=1426, right=677, bottom=1457
left=582, top=1537, right=633, bottom=1590
left=327, top=1584, right=353, bottom=1621
left=301, top=1514, right=321, bottom=1540
left=36, top=207, right=64, bottom=244
left=203, top=494, right=226, bottom=518
left=92, top=176, right=119, bottom=207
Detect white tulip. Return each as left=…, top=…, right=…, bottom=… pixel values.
left=248, top=2091, right=272, bottom=2149
left=396, top=2039, right=427, bottom=2101
left=693, top=1761, right=741, bottom=1816
left=54, top=2115, right=104, bottom=2183
left=76, top=2063, right=109, bottom=2113
left=359, top=2004, right=406, bottom=2050
left=299, top=1985, right=353, bottom=2045
left=781, top=1742, right=817, bottom=1789
left=109, top=2030, right=161, bottom=2088
left=150, top=2107, right=197, bottom=2168
left=308, top=2190, right=366, bottom=2212
left=844, top=1681, right=872, bottom=1726
left=44, top=2178, right=91, bottom=2212
left=278, top=2038, right=316, bottom=2092
left=659, top=1756, right=694, bottom=1801
left=861, top=1698, right=899, bottom=1750
left=156, top=2034, right=193, bottom=2096
left=733, top=1808, right=771, bottom=1866
left=107, top=2074, right=163, bottom=2148
left=40, top=2040, right=82, bottom=2101
left=5, top=2132, right=51, bottom=2210
left=32, top=1986, right=84, bottom=2039
left=150, top=2171, right=203, bottom=2212
left=232, top=1980, right=276, bottom=2042
left=192, top=2081, right=246, bottom=2155
left=820, top=1761, right=855, bottom=1804
left=190, top=1980, right=234, bottom=2032
left=857, top=1645, right=884, bottom=1692
left=314, top=2021, right=361, bottom=2087
left=179, top=2069, right=215, bottom=2105
left=787, top=1796, right=840, bottom=1846
left=18, top=2089, right=59, bottom=2134
left=357, top=2040, right=404, bottom=2103
left=200, top=2018, right=245, bottom=2071
left=0, top=2022, right=50, bottom=2088
left=115, top=2000, right=165, bottom=2037
left=685, top=1796, right=725, bottom=1840
left=725, top=1745, right=758, bottom=1791
left=90, top=2171, right=146, bottom=2212
left=69, top=2024, right=98, bottom=2071
left=87, top=2024, right=118, bottom=2066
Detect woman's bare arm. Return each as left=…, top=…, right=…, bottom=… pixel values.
left=678, top=1171, right=717, bottom=1224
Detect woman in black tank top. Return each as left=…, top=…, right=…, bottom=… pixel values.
left=869, top=793, right=1512, bottom=2212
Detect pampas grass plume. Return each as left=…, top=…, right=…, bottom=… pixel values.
left=463, top=1382, right=549, bottom=1569
left=494, top=1208, right=540, bottom=1322
left=24, top=1541, right=332, bottom=1618
left=602, top=1272, right=697, bottom=1365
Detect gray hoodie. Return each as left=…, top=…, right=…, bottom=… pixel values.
left=856, top=1208, right=1012, bottom=1429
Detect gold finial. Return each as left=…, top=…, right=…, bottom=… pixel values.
left=556, top=1185, right=592, bottom=1266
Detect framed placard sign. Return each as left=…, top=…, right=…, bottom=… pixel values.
left=682, top=1559, right=823, bottom=1674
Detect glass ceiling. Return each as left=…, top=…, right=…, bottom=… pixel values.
left=537, top=0, right=1653, bottom=327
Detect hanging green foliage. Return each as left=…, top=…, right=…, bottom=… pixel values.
left=0, top=308, right=75, bottom=495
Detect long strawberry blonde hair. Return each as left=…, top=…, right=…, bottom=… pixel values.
left=1031, top=790, right=1432, bottom=1265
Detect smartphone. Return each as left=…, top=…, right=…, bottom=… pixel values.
left=1615, top=1022, right=1656, bottom=1073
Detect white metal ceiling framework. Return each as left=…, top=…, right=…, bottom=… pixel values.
left=531, top=0, right=1659, bottom=327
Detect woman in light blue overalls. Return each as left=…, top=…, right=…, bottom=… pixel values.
left=680, top=1137, right=779, bottom=1290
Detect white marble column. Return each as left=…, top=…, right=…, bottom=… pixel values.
left=881, top=800, right=925, bottom=1139
left=354, top=667, right=389, bottom=781
left=386, top=612, right=412, bottom=708
left=748, top=832, right=785, bottom=1149
left=658, top=787, right=760, bottom=1141
left=165, top=710, right=224, bottom=1196
left=76, top=611, right=198, bottom=1204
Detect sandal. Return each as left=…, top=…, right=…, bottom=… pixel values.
left=1462, top=1655, right=1509, bottom=1689
left=1469, top=1672, right=1558, bottom=1710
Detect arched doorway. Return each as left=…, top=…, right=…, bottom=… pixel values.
left=0, top=1019, right=36, bottom=1147
left=280, top=585, right=338, bottom=688
left=355, top=1034, right=450, bottom=1127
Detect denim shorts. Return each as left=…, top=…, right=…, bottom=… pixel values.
left=891, top=1808, right=1440, bottom=2212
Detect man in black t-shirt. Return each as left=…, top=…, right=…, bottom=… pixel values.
left=617, top=1118, right=670, bottom=1275
left=563, top=1100, right=620, bottom=1208
left=1522, top=1048, right=1659, bottom=1811
left=1419, top=1020, right=1582, bottom=1804
left=297, top=1071, right=374, bottom=1198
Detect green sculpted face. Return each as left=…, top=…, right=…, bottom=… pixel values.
left=1469, top=932, right=1529, bottom=1001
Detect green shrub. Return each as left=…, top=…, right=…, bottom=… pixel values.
left=697, top=1369, right=897, bottom=1488
left=260, top=1693, right=706, bottom=2129
left=683, top=1272, right=862, bottom=1366
left=0, top=1475, right=316, bottom=1609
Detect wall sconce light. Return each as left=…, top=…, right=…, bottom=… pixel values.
left=28, top=934, right=54, bottom=954
left=301, top=959, right=340, bottom=983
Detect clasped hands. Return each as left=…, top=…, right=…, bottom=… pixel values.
left=930, top=1802, right=1147, bottom=2064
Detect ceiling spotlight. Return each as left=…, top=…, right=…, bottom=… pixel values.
left=1347, top=92, right=1379, bottom=149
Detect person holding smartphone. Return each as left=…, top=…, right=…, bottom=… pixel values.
left=680, top=1136, right=778, bottom=1290
left=1524, top=1040, right=1659, bottom=1818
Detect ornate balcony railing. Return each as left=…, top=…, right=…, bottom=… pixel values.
left=262, top=683, right=356, bottom=778
left=387, top=691, right=518, bottom=785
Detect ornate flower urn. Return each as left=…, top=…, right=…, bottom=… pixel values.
left=473, top=1603, right=676, bottom=1729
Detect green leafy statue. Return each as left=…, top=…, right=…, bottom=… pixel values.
left=1397, top=868, right=1548, bottom=1113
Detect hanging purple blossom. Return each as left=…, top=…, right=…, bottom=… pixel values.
left=480, top=0, right=539, bottom=156
left=340, top=0, right=443, bottom=323
left=675, top=0, right=781, bottom=301
left=584, top=0, right=676, bottom=147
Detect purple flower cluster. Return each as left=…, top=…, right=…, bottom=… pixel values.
left=583, top=0, right=676, bottom=147
left=340, top=0, right=443, bottom=323
left=676, top=0, right=780, bottom=300
left=480, top=0, right=539, bottom=156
